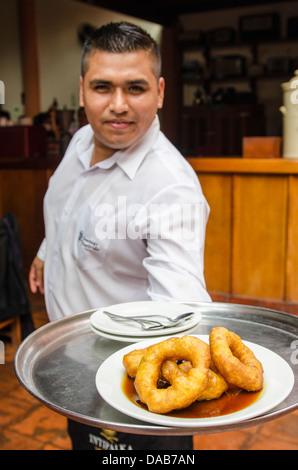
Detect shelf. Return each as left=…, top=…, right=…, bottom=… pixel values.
left=183, top=73, right=293, bottom=84
left=179, top=36, right=298, bottom=51
left=180, top=35, right=298, bottom=98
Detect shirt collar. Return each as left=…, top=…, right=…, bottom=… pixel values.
left=75, top=125, right=94, bottom=170
left=75, top=115, right=160, bottom=178
left=114, top=115, right=160, bottom=180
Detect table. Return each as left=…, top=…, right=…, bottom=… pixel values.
left=14, top=302, right=298, bottom=436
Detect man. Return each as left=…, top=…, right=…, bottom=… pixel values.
left=29, top=22, right=211, bottom=450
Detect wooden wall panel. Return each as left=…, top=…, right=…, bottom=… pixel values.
left=0, top=169, right=47, bottom=275
left=232, top=174, right=288, bottom=300
left=286, top=176, right=298, bottom=301
left=199, top=173, right=233, bottom=294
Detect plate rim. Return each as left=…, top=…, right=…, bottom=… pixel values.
left=89, top=323, right=199, bottom=343
left=95, top=334, right=295, bottom=429
left=90, top=301, right=201, bottom=337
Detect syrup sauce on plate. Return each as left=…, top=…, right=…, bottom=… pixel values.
left=122, top=374, right=262, bottom=418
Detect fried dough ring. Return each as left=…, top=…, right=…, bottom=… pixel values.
left=134, top=336, right=210, bottom=414
left=209, top=327, right=263, bottom=392
left=122, top=344, right=228, bottom=401
left=122, top=345, right=222, bottom=380
left=161, top=360, right=228, bottom=401
left=123, top=347, right=147, bottom=378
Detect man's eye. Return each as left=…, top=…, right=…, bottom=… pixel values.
left=129, top=86, right=145, bottom=94
left=94, top=84, right=110, bottom=92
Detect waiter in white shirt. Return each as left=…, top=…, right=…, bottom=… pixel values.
left=29, top=22, right=211, bottom=450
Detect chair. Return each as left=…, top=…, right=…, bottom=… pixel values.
left=0, top=212, right=34, bottom=344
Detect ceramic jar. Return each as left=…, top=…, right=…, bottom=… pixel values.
left=280, top=70, right=298, bottom=158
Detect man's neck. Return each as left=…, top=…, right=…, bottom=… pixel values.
left=90, top=139, right=117, bottom=167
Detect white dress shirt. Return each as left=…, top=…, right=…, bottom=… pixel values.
left=38, top=116, right=211, bottom=321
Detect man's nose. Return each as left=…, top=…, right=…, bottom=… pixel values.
left=109, top=88, right=129, bottom=114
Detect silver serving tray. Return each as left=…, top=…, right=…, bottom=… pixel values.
left=14, top=302, right=298, bottom=436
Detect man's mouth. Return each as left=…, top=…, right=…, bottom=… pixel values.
left=106, top=120, right=133, bottom=130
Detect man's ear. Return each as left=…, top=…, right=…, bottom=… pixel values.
left=79, top=76, right=84, bottom=107
left=157, top=77, right=165, bottom=109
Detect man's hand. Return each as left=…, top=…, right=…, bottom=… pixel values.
left=29, top=256, right=45, bottom=294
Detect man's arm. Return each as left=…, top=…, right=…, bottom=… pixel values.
left=136, top=184, right=211, bottom=302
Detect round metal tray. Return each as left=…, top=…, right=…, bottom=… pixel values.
left=14, top=302, right=298, bottom=436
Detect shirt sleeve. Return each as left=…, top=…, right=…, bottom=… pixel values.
left=136, top=183, right=212, bottom=303
left=36, top=238, right=46, bottom=261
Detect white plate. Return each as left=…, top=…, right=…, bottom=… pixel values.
left=95, top=335, right=295, bottom=428
left=90, top=323, right=199, bottom=343
left=90, top=301, right=201, bottom=338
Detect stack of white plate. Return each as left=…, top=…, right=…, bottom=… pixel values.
left=89, top=301, right=202, bottom=342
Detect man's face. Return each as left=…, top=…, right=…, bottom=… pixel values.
left=80, top=49, right=165, bottom=161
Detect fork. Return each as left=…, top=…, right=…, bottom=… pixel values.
left=102, top=311, right=164, bottom=330
left=102, top=310, right=195, bottom=330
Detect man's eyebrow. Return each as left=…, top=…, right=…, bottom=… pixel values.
left=89, top=79, right=149, bottom=86
left=89, top=79, right=111, bottom=86
left=126, top=79, right=149, bottom=86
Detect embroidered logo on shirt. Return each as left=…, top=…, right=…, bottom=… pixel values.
left=78, top=231, right=100, bottom=252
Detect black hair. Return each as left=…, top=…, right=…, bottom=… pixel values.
left=81, top=22, right=161, bottom=79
